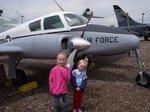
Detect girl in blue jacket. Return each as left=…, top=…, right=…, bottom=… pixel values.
left=71, top=58, right=88, bottom=112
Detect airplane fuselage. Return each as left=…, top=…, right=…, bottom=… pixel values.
left=0, top=11, right=139, bottom=59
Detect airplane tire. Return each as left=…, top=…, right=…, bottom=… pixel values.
left=136, top=71, right=150, bottom=88
left=12, top=69, right=27, bottom=86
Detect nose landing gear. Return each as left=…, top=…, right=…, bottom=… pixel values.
left=136, top=71, right=150, bottom=88
left=135, top=49, right=150, bottom=88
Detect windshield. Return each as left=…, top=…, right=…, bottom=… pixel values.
left=64, top=14, right=87, bottom=27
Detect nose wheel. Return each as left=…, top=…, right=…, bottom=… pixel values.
left=136, top=71, right=150, bottom=88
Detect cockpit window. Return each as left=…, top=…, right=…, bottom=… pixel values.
left=44, top=15, right=64, bottom=30
left=64, top=14, right=87, bottom=27
left=29, top=20, right=41, bottom=32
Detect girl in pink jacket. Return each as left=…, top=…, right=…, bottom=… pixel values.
left=49, top=51, right=70, bottom=112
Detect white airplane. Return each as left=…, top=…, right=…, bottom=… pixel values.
left=0, top=10, right=149, bottom=88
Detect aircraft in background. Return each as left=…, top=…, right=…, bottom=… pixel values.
left=0, top=17, right=19, bottom=33
left=0, top=8, right=149, bottom=87
left=0, top=10, right=19, bottom=33
left=113, top=5, right=150, bottom=40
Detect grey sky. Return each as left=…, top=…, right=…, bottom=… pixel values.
left=0, top=0, right=150, bottom=26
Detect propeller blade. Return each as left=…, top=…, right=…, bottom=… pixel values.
left=54, top=0, right=64, bottom=11
left=66, top=49, right=78, bottom=70
left=92, top=16, right=104, bottom=18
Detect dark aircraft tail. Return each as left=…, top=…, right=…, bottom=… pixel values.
left=113, top=5, right=142, bottom=27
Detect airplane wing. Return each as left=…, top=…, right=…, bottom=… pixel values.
left=0, top=46, right=22, bottom=55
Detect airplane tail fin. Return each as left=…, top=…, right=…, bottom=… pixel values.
left=113, top=5, right=141, bottom=27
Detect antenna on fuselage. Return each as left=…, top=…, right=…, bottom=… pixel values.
left=54, top=0, right=64, bottom=11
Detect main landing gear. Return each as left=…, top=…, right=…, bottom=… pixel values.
left=12, top=69, right=27, bottom=86
left=135, top=49, right=150, bottom=88
left=144, top=36, right=149, bottom=41
left=8, top=57, right=27, bottom=86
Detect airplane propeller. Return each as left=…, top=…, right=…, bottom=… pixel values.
left=82, top=8, right=104, bottom=19
left=53, top=1, right=104, bottom=20
left=66, top=37, right=91, bottom=70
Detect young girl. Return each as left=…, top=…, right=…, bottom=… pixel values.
left=49, top=51, right=70, bottom=112
left=71, top=58, right=88, bottom=112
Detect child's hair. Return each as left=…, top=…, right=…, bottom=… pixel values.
left=77, top=57, right=88, bottom=67
left=57, top=51, right=68, bottom=58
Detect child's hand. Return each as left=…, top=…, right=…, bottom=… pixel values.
left=76, top=87, right=80, bottom=91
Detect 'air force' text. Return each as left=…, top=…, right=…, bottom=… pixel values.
left=84, top=37, right=118, bottom=43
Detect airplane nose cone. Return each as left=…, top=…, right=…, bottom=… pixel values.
left=69, top=37, right=91, bottom=50
left=127, top=34, right=140, bottom=49
left=117, top=34, right=140, bottom=54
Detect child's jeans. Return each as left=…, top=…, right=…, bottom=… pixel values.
left=52, top=93, right=70, bottom=112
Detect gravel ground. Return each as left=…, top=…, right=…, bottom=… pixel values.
left=0, top=39, right=150, bottom=112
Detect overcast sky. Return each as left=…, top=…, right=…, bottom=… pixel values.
left=0, top=0, right=150, bottom=26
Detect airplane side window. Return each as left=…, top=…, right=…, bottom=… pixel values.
left=44, top=15, right=64, bottom=30
left=29, top=20, right=41, bottom=32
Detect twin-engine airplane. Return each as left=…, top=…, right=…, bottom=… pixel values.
left=0, top=10, right=149, bottom=87
left=113, top=5, right=150, bottom=40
